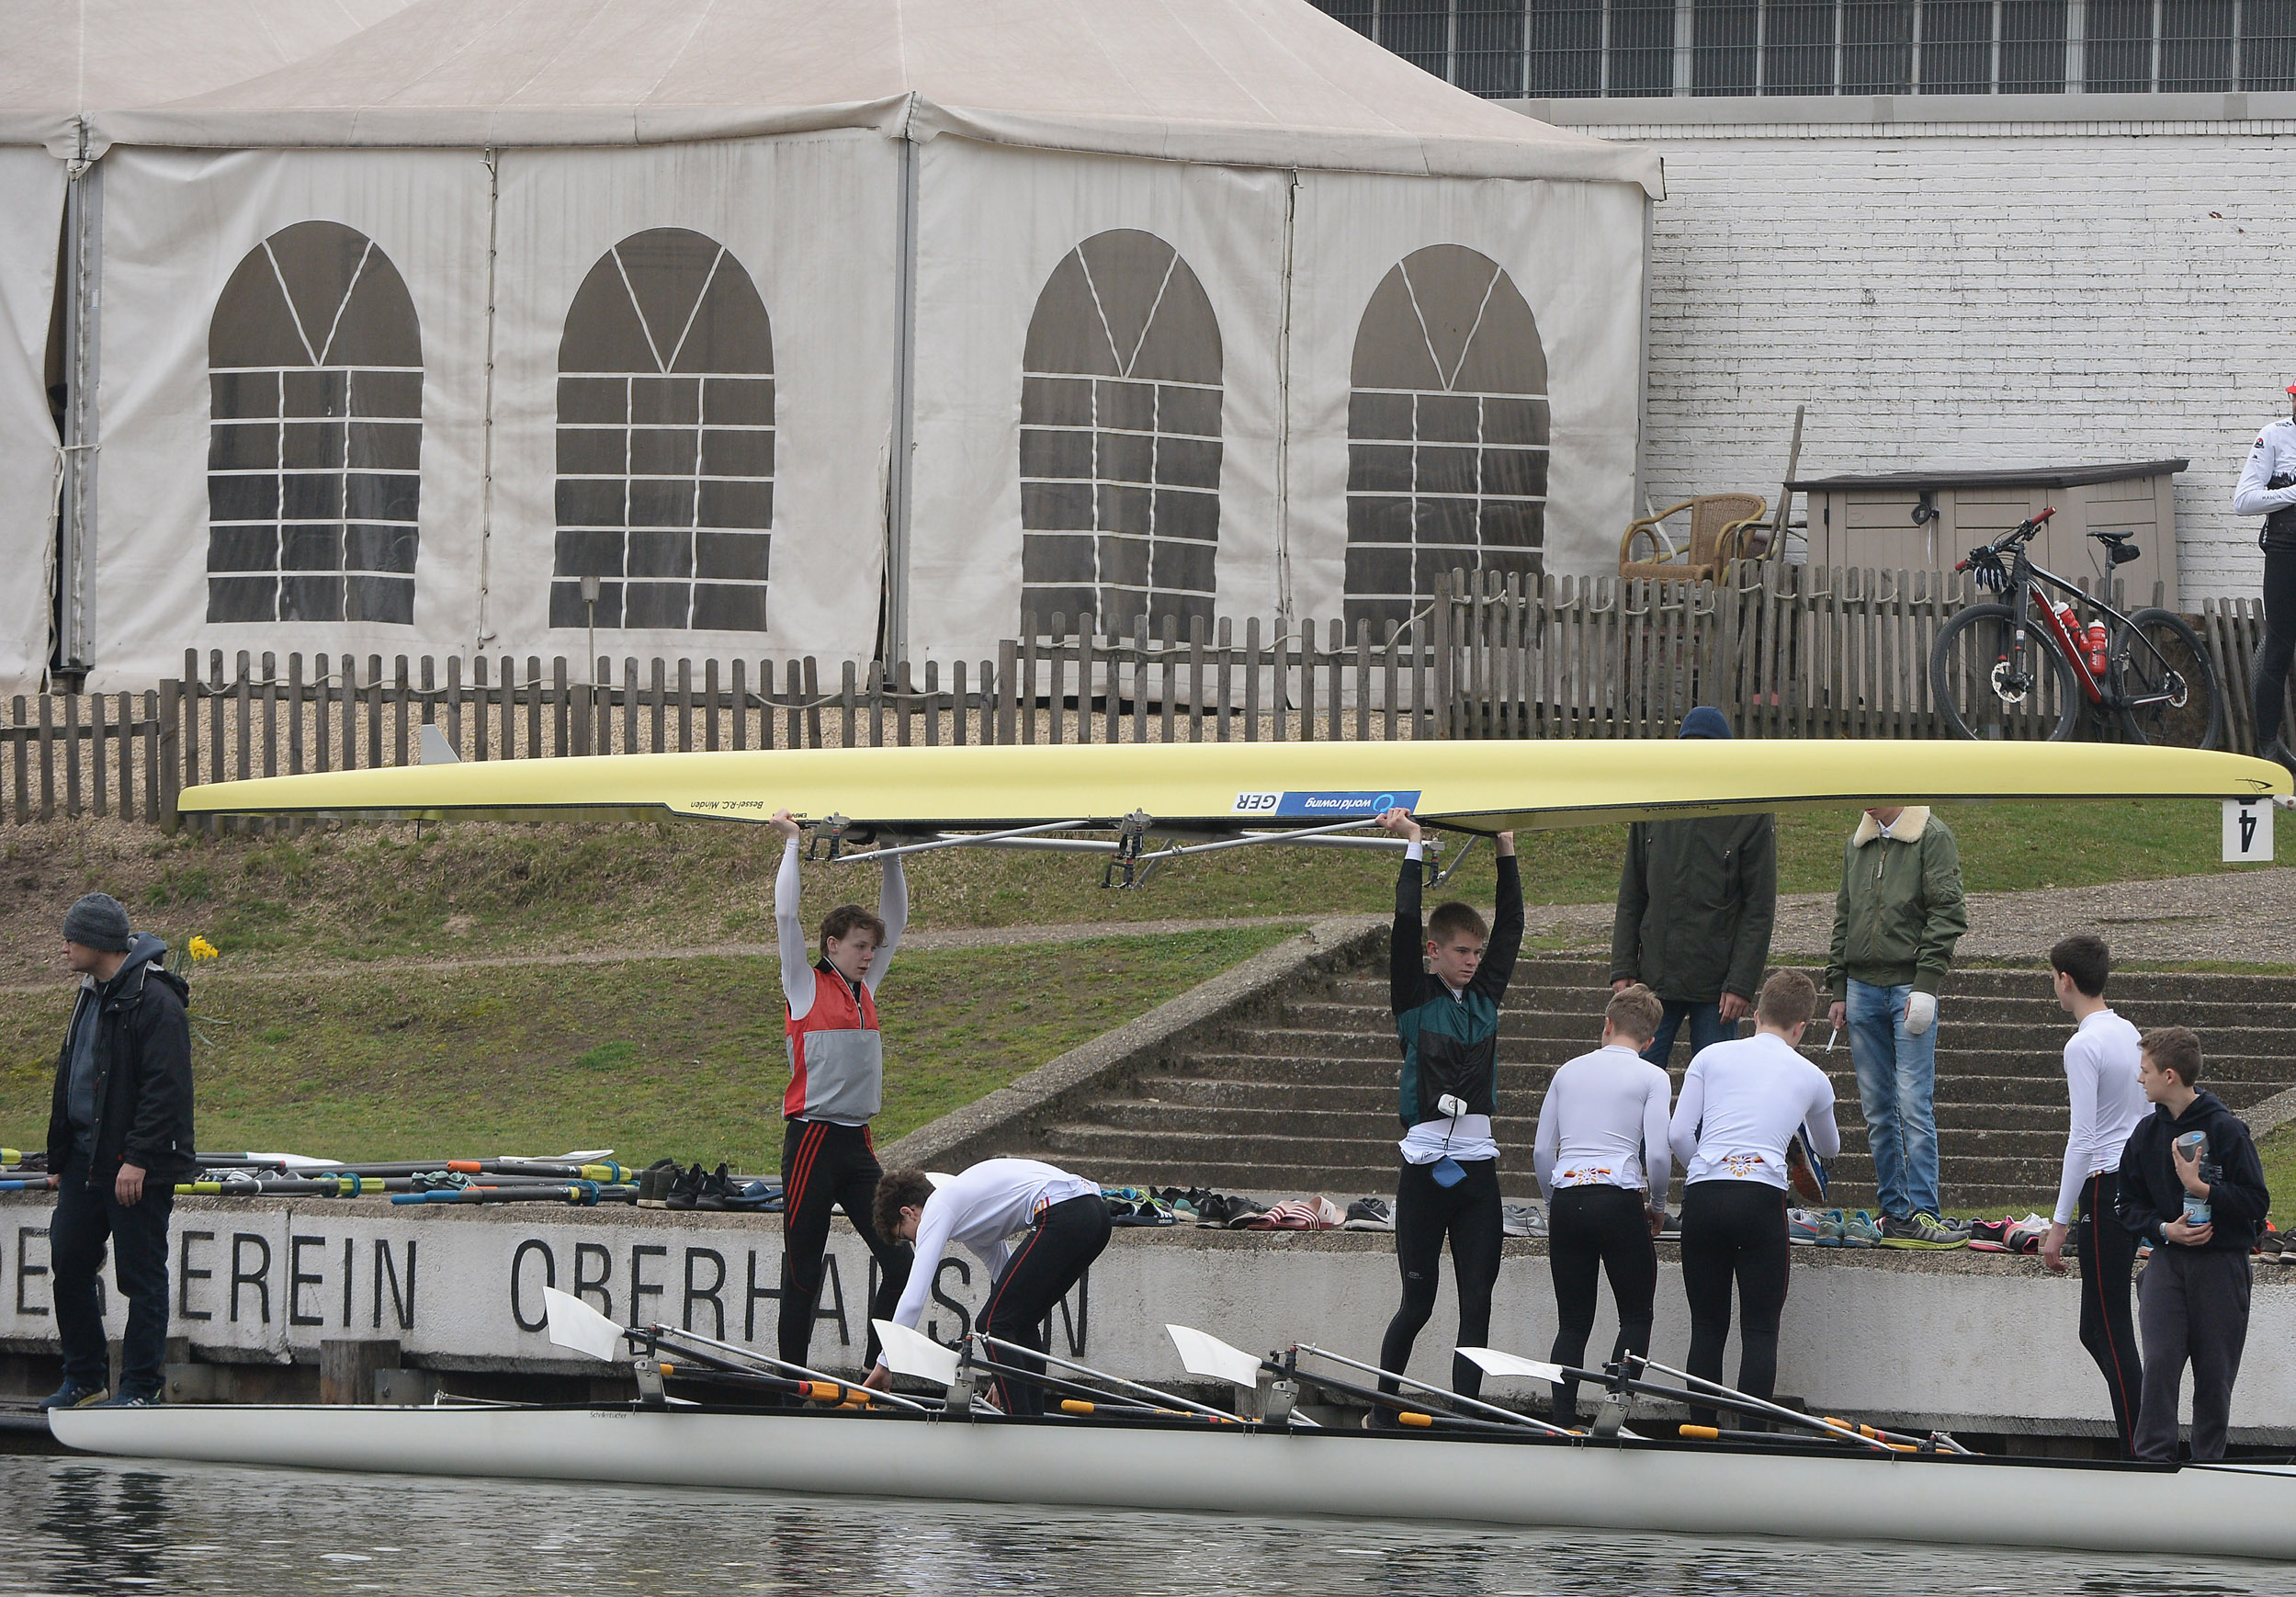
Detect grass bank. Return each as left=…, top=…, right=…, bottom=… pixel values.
left=0, top=796, right=2251, bottom=982
left=2256, top=1125, right=2296, bottom=1231
left=0, top=926, right=1299, bottom=1172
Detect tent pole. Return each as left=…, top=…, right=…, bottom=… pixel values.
left=1632, top=190, right=1653, bottom=531
left=56, top=119, right=102, bottom=678
left=884, top=120, right=922, bottom=668
left=474, top=146, right=502, bottom=652
left=1273, top=168, right=1298, bottom=633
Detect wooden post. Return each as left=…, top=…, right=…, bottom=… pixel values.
left=650, top=658, right=667, bottom=753
left=997, top=640, right=1018, bottom=745
left=801, top=656, right=821, bottom=750
left=1430, top=573, right=1452, bottom=740
left=153, top=687, right=174, bottom=830
left=1188, top=614, right=1206, bottom=743
left=320, top=1339, right=402, bottom=1406
left=730, top=658, right=746, bottom=752
left=841, top=659, right=856, bottom=748
left=677, top=658, right=694, bottom=753
left=1159, top=615, right=1177, bottom=744
left=550, top=657, right=569, bottom=757
left=447, top=653, right=464, bottom=756
left=705, top=658, right=721, bottom=753
left=1242, top=616, right=1261, bottom=742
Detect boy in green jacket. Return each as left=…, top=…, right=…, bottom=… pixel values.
left=1824, top=806, right=1968, bottom=1249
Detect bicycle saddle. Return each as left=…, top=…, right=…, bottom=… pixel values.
left=2089, top=530, right=2142, bottom=564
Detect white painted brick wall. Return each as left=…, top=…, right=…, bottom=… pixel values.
left=1594, top=121, right=2296, bottom=600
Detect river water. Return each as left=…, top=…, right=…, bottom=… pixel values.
left=2, top=1454, right=2290, bottom=1596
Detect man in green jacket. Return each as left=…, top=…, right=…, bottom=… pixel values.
left=1610, top=707, right=1777, bottom=1069
left=1824, top=806, right=1969, bottom=1249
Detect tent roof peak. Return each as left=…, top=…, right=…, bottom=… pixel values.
left=85, top=0, right=1662, bottom=195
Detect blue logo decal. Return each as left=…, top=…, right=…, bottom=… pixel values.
left=1275, top=789, right=1420, bottom=819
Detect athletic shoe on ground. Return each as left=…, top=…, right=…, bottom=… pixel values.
left=36, top=1378, right=107, bottom=1410
left=696, top=1161, right=733, bottom=1211
left=637, top=1158, right=678, bottom=1208
left=1341, top=1197, right=1394, bottom=1232
left=1787, top=1208, right=1841, bottom=1245
left=1501, top=1203, right=1545, bottom=1239
left=1966, top=1218, right=2011, bottom=1247
left=664, top=1163, right=705, bottom=1212
left=1881, top=1211, right=1968, bottom=1250
left=93, top=1387, right=158, bottom=1409
left=1837, top=1211, right=1883, bottom=1248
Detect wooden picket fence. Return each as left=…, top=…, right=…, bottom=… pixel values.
left=1430, top=562, right=2289, bottom=744
left=3, top=566, right=2289, bottom=828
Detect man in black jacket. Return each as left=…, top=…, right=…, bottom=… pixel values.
left=2115, top=1025, right=2269, bottom=1462
left=40, top=894, right=195, bottom=1410
left=1610, top=707, right=1777, bottom=1069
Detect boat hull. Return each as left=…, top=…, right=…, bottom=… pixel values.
left=47, top=1403, right=2296, bottom=1561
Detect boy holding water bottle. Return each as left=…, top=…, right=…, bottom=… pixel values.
left=2116, top=1026, right=2271, bottom=1461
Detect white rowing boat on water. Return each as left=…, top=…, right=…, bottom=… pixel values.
left=43, top=1297, right=2296, bottom=1564
left=46, top=1396, right=2296, bottom=1562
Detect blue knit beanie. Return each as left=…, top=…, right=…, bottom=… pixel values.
left=1678, top=707, right=1732, bottom=740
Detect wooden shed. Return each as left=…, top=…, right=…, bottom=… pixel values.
left=1789, top=459, right=2184, bottom=607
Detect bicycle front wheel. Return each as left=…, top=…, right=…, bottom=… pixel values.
left=1928, top=602, right=2081, bottom=741
left=2112, top=607, right=2222, bottom=751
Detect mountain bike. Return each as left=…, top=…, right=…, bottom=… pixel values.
left=1928, top=507, right=2222, bottom=748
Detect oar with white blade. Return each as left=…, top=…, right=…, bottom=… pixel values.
left=1163, top=1325, right=1316, bottom=1425
left=1455, top=1347, right=1567, bottom=1386
left=543, top=1286, right=632, bottom=1363
left=871, top=1319, right=963, bottom=1388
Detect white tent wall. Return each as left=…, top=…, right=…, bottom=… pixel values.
left=0, top=148, right=63, bottom=693
left=89, top=146, right=490, bottom=691
left=907, top=139, right=1290, bottom=663
left=485, top=131, right=899, bottom=669
left=1284, top=170, right=1647, bottom=629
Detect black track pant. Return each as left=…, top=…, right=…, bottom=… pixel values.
left=778, top=1119, right=911, bottom=1371
left=978, top=1194, right=1113, bottom=1418
left=2258, top=539, right=2296, bottom=752
left=1546, top=1184, right=1658, bottom=1427
left=51, top=1154, right=174, bottom=1395
left=2075, top=1171, right=2143, bottom=1458
left=1380, top=1156, right=1502, bottom=1400
left=2136, top=1245, right=2253, bottom=1462
left=1680, top=1179, right=1791, bottom=1430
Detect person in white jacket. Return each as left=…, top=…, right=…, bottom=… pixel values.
left=2231, top=385, right=2296, bottom=779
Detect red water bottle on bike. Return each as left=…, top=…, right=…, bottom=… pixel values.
left=2051, top=600, right=2079, bottom=640
left=2087, top=619, right=2108, bottom=675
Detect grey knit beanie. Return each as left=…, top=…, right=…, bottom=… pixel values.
left=62, top=892, right=132, bottom=953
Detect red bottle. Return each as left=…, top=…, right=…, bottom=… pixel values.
left=2087, top=619, right=2108, bottom=674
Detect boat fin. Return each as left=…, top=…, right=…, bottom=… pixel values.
left=543, top=1286, right=630, bottom=1363
left=1456, top=1346, right=1565, bottom=1386
left=873, top=1320, right=961, bottom=1387
left=1165, top=1324, right=1265, bottom=1390
left=419, top=724, right=460, bottom=765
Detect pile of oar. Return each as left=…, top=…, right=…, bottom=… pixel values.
left=155, top=1151, right=782, bottom=1210
left=0, top=1146, right=54, bottom=1193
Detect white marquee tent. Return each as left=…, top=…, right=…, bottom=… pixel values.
left=0, top=0, right=415, bottom=693
left=50, top=0, right=1661, bottom=691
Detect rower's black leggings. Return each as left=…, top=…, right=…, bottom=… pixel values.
left=2256, top=540, right=2296, bottom=752
left=1380, top=1156, right=1502, bottom=1400
left=1546, top=1185, right=1657, bottom=1427
left=2076, top=1171, right=2143, bottom=1459
left=1680, top=1180, right=1791, bottom=1430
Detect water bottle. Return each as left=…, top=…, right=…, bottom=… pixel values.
left=2087, top=619, right=2109, bottom=674
left=2052, top=600, right=2079, bottom=640
left=2176, top=1130, right=2211, bottom=1227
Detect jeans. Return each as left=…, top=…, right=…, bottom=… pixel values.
left=1846, top=979, right=1940, bottom=1221
left=50, top=1153, right=175, bottom=1395
left=1641, top=1001, right=1732, bottom=1070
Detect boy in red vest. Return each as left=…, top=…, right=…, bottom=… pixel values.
left=768, top=809, right=911, bottom=1373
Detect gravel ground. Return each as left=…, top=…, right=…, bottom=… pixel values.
left=1523, top=866, right=2296, bottom=968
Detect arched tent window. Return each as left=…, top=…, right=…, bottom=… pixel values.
left=1020, top=229, right=1223, bottom=636
left=1344, top=245, right=1549, bottom=630
left=553, top=229, right=775, bottom=633
left=208, top=221, right=423, bottom=624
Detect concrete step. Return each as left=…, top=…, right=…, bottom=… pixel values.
left=1323, top=963, right=2296, bottom=1002
left=1084, top=1100, right=2087, bottom=1160
left=1282, top=994, right=2293, bottom=1036
left=1200, top=1033, right=2296, bottom=1083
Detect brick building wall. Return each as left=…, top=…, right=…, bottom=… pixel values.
left=1531, top=103, right=2296, bottom=601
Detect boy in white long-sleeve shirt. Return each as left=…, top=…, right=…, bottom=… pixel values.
left=865, top=1158, right=1111, bottom=1415
left=1533, top=983, right=1673, bottom=1427
left=2039, top=934, right=2148, bottom=1456
left=1667, top=968, right=1839, bottom=1429
left=766, top=809, right=911, bottom=1376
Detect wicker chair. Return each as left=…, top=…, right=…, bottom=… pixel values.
left=1618, top=494, right=1770, bottom=583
